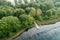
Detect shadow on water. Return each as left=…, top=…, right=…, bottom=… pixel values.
left=14, top=22, right=60, bottom=40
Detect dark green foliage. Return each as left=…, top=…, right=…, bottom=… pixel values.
left=28, top=3, right=40, bottom=8
left=35, top=15, right=43, bottom=21
left=14, top=8, right=25, bottom=17
left=46, top=10, right=52, bottom=17
left=19, top=4, right=28, bottom=9
left=0, top=20, right=8, bottom=38
left=0, top=6, right=15, bottom=18
left=0, top=0, right=13, bottom=7
left=44, top=2, right=54, bottom=9
left=19, top=14, right=35, bottom=28
left=43, top=15, right=49, bottom=20
left=4, top=6, right=15, bottom=16
left=25, top=7, right=31, bottom=14
left=0, top=16, right=21, bottom=38
left=0, top=9, right=6, bottom=18
left=56, top=7, right=60, bottom=16
left=29, top=8, right=36, bottom=17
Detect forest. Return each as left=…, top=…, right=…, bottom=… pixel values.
left=0, top=0, right=60, bottom=39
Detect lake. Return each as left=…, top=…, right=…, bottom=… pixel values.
left=14, top=22, right=60, bottom=40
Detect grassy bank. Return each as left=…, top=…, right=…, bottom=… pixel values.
left=37, top=18, right=60, bottom=25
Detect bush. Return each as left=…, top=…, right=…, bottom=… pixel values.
left=46, top=10, right=53, bottom=17
left=14, top=8, right=25, bottom=17
left=19, top=14, right=35, bottom=28
left=43, top=15, right=49, bottom=20
left=25, top=7, right=31, bottom=14
left=56, top=7, right=60, bottom=16
left=0, top=9, right=6, bottom=18
left=0, top=6, right=15, bottom=18
left=0, top=16, right=21, bottom=38
left=4, top=6, right=15, bottom=16
left=35, top=15, right=43, bottom=21
left=0, top=20, right=8, bottom=38
left=29, top=8, right=36, bottom=17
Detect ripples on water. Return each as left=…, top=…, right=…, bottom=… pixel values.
left=14, top=22, right=60, bottom=40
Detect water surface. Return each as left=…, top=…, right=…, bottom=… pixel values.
left=14, top=22, right=60, bottom=40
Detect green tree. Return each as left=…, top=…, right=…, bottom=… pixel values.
left=0, top=20, right=8, bottom=38
left=0, top=8, right=6, bottom=18
left=35, top=15, right=43, bottom=21
left=36, top=9, right=42, bottom=16
left=25, top=7, right=31, bottom=14
left=46, top=10, right=53, bottom=17
left=0, top=6, right=15, bottom=18
left=32, top=3, right=40, bottom=8
left=14, top=8, right=25, bottom=17
left=40, top=1, right=54, bottom=13
left=19, top=14, right=35, bottom=28
left=44, top=1, right=54, bottom=10
left=19, top=4, right=28, bottom=9
left=0, top=0, right=13, bottom=6
left=56, top=7, right=60, bottom=16
left=43, top=15, right=49, bottom=20
left=1, top=16, right=21, bottom=37
left=29, top=8, right=36, bottom=17
left=4, top=6, right=15, bottom=16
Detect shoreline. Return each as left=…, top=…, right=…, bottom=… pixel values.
left=1, top=18, right=60, bottom=40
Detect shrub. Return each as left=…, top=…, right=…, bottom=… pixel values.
left=29, top=8, right=36, bottom=17
left=0, top=16, right=21, bottom=38
left=4, top=6, right=15, bottom=16
left=19, top=14, right=35, bottom=28
left=0, top=6, right=15, bottom=18
left=56, top=7, right=60, bottom=16
left=0, top=20, right=8, bottom=38
left=25, top=7, right=31, bottom=14
left=43, top=15, right=49, bottom=20
left=46, top=10, right=53, bottom=17
left=35, top=15, right=43, bottom=21
left=14, top=8, right=25, bottom=17
left=0, top=9, right=6, bottom=18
